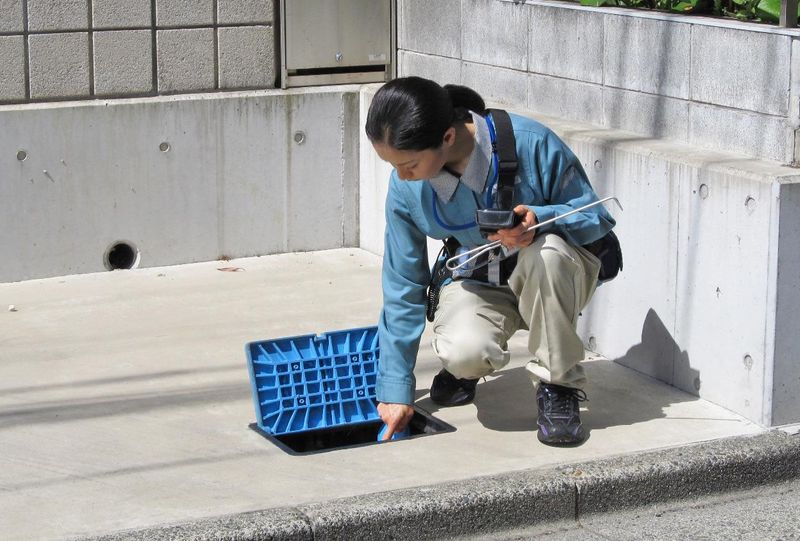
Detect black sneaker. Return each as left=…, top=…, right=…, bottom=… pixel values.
left=430, top=369, right=479, bottom=407
left=536, top=383, right=588, bottom=445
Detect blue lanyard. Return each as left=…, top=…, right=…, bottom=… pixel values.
left=431, top=114, right=500, bottom=231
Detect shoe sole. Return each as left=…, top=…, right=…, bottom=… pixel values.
left=537, top=431, right=587, bottom=446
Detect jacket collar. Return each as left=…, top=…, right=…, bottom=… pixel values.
left=428, top=111, right=492, bottom=203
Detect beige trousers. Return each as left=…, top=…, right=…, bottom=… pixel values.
left=431, top=233, right=601, bottom=389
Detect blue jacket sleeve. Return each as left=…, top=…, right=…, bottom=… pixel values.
left=525, top=130, right=615, bottom=246
left=377, top=173, right=430, bottom=405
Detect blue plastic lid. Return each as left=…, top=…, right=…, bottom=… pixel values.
left=245, top=326, right=380, bottom=435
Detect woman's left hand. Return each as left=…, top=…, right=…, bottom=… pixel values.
left=488, top=205, right=537, bottom=249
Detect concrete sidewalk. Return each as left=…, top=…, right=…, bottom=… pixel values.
left=91, top=430, right=800, bottom=541
left=0, top=249, right=773, bottom=540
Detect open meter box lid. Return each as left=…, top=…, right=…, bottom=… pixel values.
left=245, top=326, right=380, bottom=436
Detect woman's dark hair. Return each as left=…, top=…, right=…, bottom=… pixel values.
left=365, top=77, right=485, bottom=151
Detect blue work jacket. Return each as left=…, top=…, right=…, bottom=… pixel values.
left=377, top=113, right=615, bottom=405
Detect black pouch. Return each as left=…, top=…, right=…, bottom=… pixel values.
left=584, top=230, right=623, bottom=282
left=426, top=238, right=460, bottom=322
left=475, top=208, right=523, bottom=238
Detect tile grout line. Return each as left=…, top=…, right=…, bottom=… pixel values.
left=0, top=21, right=273, bottom=37
left=22, top=0, right=30, bottom=100
left=150, top=0, right=157, bottom=94
left=88, top=0, right=95, bottom=96
left=213, top=0, right=219, bottom=90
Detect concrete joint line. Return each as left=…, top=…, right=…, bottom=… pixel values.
left=155, top=23, right=274, bottom=31
left=0, top=24, right=274, bottom=36
left=460, top=59, right=530, bottom=76
left=0, top=23, right=277, bottom=36
left=399, top=49, right=465, bottom=63
left=687, top=97, right=788, bottom=120
left=87, top=431, right=800, bottom=541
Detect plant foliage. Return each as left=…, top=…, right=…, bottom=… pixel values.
left=577, top=0, right=797, bottom=22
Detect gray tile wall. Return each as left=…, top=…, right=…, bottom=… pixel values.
left=0, top=36, right=26, bottom=102
left=0, top=0, right=276, bottom=104
left=157, top=28, right=216, bottom=92
left=93, top=0, right=152, bottom=29
left=27, top=0, right=90, bottom=32
left=0, top=0, right=24, bottom=32
left=217, top=0, right=273, bottom=25
left=155, top=0, right=214, bottom=27
left=217, top=26, right=274, bottom=89
left=94, top=30, right=153, bottom=95
left=28, top=32, right=91, bottom=99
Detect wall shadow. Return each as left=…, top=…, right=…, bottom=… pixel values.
left=0, top=382, right=249, bottom=431
left=0, top=363, right=245, bottom=396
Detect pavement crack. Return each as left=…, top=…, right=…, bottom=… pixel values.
left=294, top=507, right=316, bottom=541
left=573, top=481, right=580, bottom=522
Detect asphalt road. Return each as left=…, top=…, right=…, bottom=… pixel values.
left=462, top=478, right=800, bottom=541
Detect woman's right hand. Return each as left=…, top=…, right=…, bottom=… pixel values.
left=487, top=205, right=538, bottom=250
left=377, top=402, right=415, bottom=441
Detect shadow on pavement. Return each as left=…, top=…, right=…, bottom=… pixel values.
left=416, top=308, right=703, bottom=435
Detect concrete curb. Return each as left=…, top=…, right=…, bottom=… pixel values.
left=89, top=430, right=800, bottom=541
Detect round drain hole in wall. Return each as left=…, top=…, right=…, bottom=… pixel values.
left=104, top=241, right=140, bottom=271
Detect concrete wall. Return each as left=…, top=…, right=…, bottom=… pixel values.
left=565, top=128, right=800, bottom=428
left=398, top=0, right=799, bottom=165
left=0, top=0, right=276, bottom=104
left=0, top=87, right=359, bottom=282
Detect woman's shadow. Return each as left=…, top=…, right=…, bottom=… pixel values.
left=416, top=366, right=536, bottom=432
left=415, top=308, right=701, bottom=433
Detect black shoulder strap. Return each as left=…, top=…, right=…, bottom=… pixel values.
left=486, top=108, right=517, bottom=211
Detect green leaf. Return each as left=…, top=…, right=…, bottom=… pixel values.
left=669, top=0, right=703, bottom=12
left=755, top=0, right=798, bottom=21
left=671, top=1, right=695, bottom=10
left=579, top=0, right=610, bottom=5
